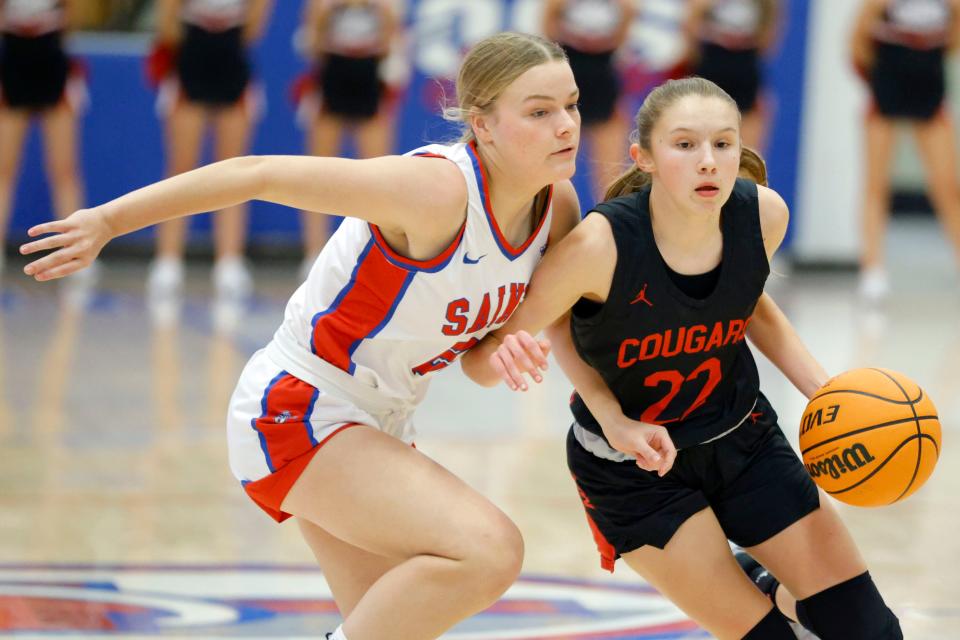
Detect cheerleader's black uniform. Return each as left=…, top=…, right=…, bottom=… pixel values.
left=869, top=0, right=951, bottom=120
left=0, top=2, right=69, bottom=110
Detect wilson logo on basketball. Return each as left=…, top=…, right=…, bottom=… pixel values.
left=799, top=404, right=840, bottom=435
left=805, top=443, right=876, bottom=480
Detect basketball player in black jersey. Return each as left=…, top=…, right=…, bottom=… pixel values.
left=463, top=77, right=901, bottom=639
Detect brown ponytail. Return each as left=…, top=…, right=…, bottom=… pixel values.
left=738, top=146, right=768, bottom=187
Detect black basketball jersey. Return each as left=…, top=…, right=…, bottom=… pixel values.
left=570, top=178, right=769, bottom=450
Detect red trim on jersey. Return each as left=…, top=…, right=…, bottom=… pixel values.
left=369, top=221, right=465, bottom=271
left=468, top=140, right=553, bottom=257
left=244, top=423, right=359, bottom=522
left=312, top=243, right=413, bottom=371
left=572, top=473, right=617, bottom=572
left=255, top=374, right=320, bottom=470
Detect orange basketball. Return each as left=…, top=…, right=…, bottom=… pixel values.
left=799, top=368, right=941, bottom=507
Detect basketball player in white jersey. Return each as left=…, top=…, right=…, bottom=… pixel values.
left=20, top=32, right=582, bottom=640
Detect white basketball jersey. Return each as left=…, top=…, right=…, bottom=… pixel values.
left=265, top=141, right=554, bottom=415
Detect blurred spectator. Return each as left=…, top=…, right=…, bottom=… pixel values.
left=0, top=0, right=88, bottom=288
left=681, top=0, right=779, bottom=151
left=851, top=0, right=960, bottom=302
left=146, top=0, right=273, bottom=306
left=544, top=0, right=635, bottom=204
left=294, top=0, right=406, bottom=278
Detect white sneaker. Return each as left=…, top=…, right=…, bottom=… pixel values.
left=857, top=266, right=889, bottom=303
left=147, top=257, right=185, bottom=299
left=60, top=259, right=100, bottom=308
left=212, top=256, right=252, bottom=301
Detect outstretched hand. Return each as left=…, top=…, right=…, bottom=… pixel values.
left=604, top=417, right=677, bottom=476
left=489, top=330, right=551, bottom=391
left=20, top=209, right=112, bottom=281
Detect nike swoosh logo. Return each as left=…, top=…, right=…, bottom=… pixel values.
left=463, top=254, right=486, bottom=264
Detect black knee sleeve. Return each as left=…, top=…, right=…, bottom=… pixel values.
left=795, top=572, right=902, bottom=640
left=742, top=607, right=795, bottom=640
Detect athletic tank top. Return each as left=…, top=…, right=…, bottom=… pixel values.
left=558, top=0, right=625, bottom=45
left=874, top=0, right=951, bottom=49
left=324, top=1, right=388, bottom=57
left=700, top=0, right=764, bottom=50
left=182, top=0, right=249, bottom=32
left=266, top=141, right=554, bottom=415
left=570, top=178, right=768, bottom=450
left=2, top=0, right=64, bottom=36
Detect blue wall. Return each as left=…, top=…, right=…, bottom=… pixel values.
left=7, top=0, right=808, bottom=249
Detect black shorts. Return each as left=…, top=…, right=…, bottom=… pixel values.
left=0, top=31, right=69, bottom=110
left=568, top=392, right=820, bottom=571
left=869, top=42, right=945, bottom=121
left=177, top=24, right=251, bottom=106
left=319, top=53, right=384, bottom=120
left=564, top=46, right=619, bottom=125
left=694, top=43, right=761, bottom=113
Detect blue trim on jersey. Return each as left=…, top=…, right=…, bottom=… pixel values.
left=309, top=236, right=376, bottom=355
left=465, top=142, right=525, bottom=261
left=368, top=224, right=464, bottom=273
left=302, top=386, right=320, bottom=447
left=344, top=270, right=417, bottom=375
left=252, top=370, right=288, bottom=474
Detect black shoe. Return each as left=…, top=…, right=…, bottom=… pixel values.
left=734, top=548, right=780, bottom=601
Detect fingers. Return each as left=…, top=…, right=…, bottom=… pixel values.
left=490, top=350, right=528, bottom=392
left=26, top=219, right=70, bottom=238
left=23, top=251, right=86, bottom=281
left=25, top=257, right=85, bottom=281
left=20, top=232, right=71, bottom=256
left=489, top=331, right=550, bottom=391
left=632, top=440, right=662, bottom=472
left=653, top=432, right=677, bottom=477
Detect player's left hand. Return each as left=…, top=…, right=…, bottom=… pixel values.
left=489, top=330, right=551, bottom=391
left=20, top=208, right=113, bottom=281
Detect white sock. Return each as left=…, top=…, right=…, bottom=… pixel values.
left=328, top=625, right=348, bottom=640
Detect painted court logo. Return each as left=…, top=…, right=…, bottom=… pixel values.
left=0, top=566, right=706, bottom=638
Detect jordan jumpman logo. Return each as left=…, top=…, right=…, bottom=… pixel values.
left=630, top=283, right=653, bottom=307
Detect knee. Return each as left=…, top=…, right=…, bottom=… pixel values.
left=462, top=515, right=524, bottom=600
left=795, top=572, right=902, bottom=640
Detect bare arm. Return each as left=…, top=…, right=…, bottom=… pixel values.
left=609, top=0, right=636, bottom=50
left=546, top=313, right=676, bottom=474
left=948, top=0, right=960, bottom=51
left=746, top=185, right=829, bottom=399
left=461, top=211, right=617, bottom=387
left=542, top=0, right=565, bottom=42
left=680, top=0, right=710, bottom=66
left=22, top=154, right=467, bottom=280
left=244, top=0, right=274, bottom=44
left=850, top=0, right=885, bottom=73
left=156, top=0, right=182, bottom=45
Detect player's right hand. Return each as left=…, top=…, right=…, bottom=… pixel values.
left=20, top=208, right=113, bottom=281
left=489, top=330, right=551, bottom=392
left=603, top=418, right=677, bottom=477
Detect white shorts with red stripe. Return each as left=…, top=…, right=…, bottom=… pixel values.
left=226, top=348, right=415, bottom=522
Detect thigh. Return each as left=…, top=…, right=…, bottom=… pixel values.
left=745, top=490, right=868, bottom=600
left=0, top=108, right=31, bottom=174
left=40, top=103, right=80, bottom=174
left=622, top=508, right=775, bottom=640
left=282, top=425, right=521, bottom=562
left=297, top=518, right=402, bottom=617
